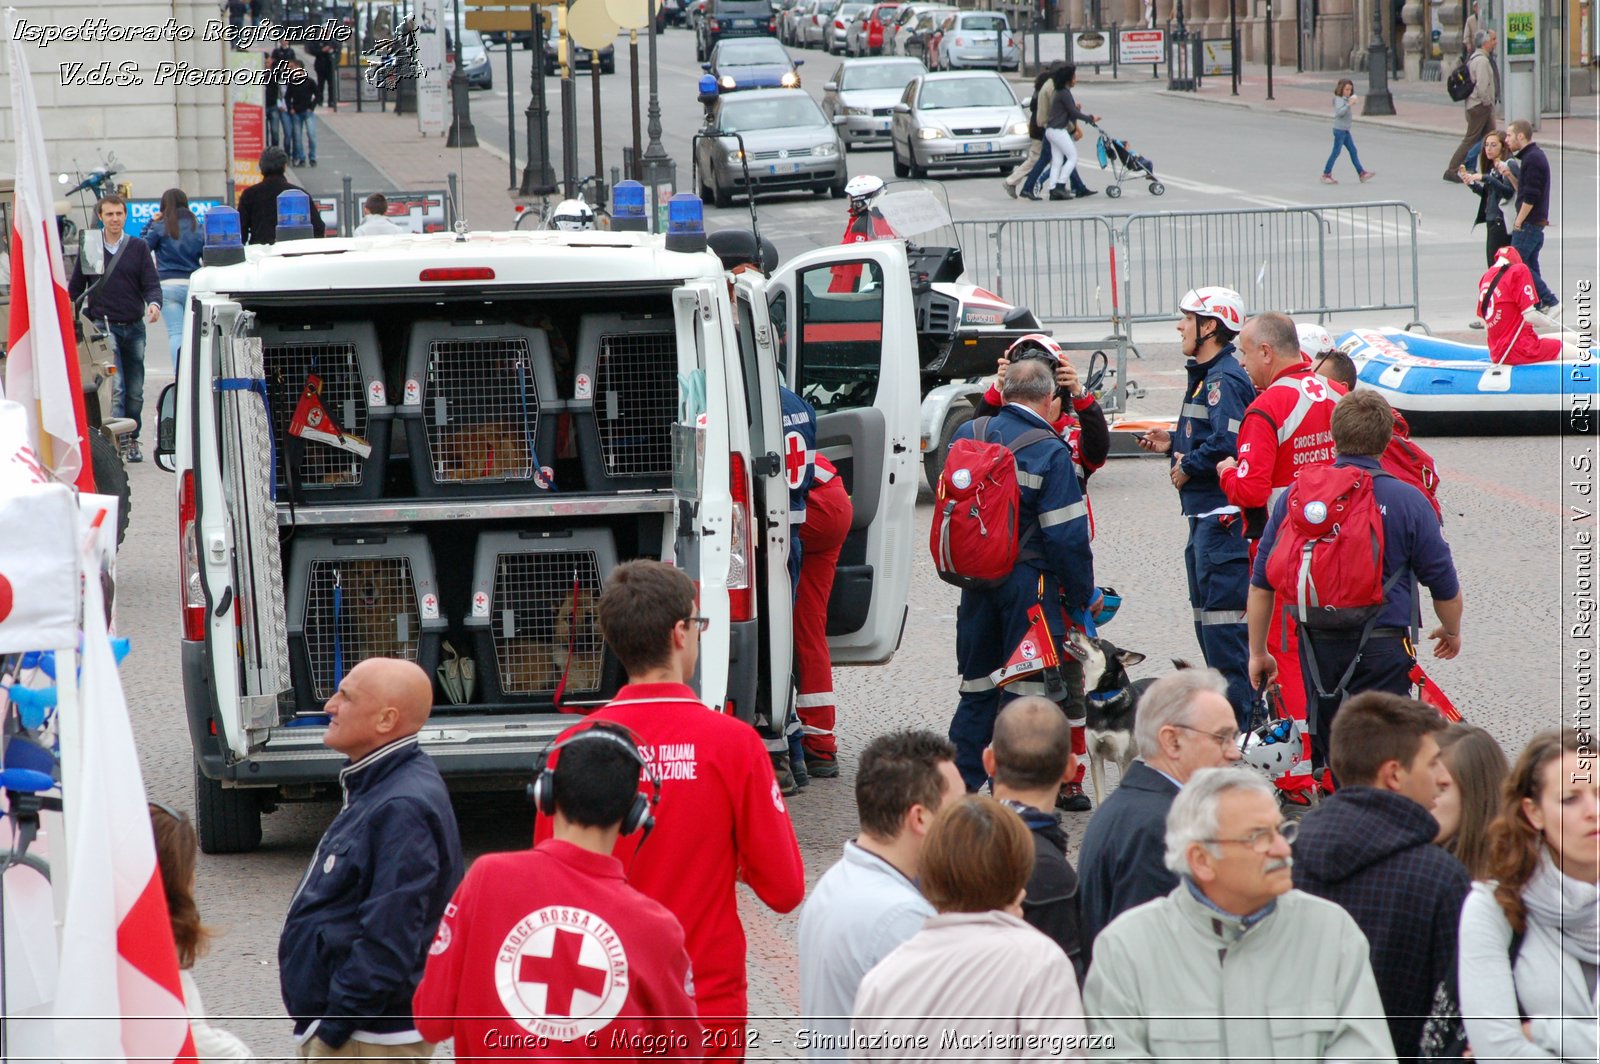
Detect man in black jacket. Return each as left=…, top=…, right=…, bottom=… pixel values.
left=279, top=657, right=464, bottom=1058
left=285, top=61, right=319, bottom=167
left=67, top=192, right=161, bottom=462
left=1291, top=691, right=1469, bottom=1061
left=984, top=696, right=1086, bottom=983
left=1076, top=667, right=1243, bottom=955
left=1505, top=119, right=1557, bottom=310
left=237, top=146, right=327, bottom=244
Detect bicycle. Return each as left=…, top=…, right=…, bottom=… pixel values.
left=512, top=176, right=613, bottom=231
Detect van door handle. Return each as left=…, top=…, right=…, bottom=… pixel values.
left=892, top=441, right=909, bottom=454
left=751, top=451, right=781, bottom=478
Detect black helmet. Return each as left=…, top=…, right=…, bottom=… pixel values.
left=707, top=227, right=778, bottom=274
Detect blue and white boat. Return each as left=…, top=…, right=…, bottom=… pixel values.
left=1337, top=327, right=1592, bottom=435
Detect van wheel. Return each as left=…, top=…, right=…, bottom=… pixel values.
left=89, top=431, right=131, bottom=547
left=924, top=400, right=974, bottom=490
left=195, top=766, right=264, bottom=854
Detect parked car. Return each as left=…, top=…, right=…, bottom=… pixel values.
left=845, top=1, right=901, bottom=55
left=890, top=70, right=1029, bottom=176
left=935, top=10, right=1019, bottom=71
left=776, top=0, right=807, bottom=42
left=661, top=0, right=690, bottom=25
left=546, top=34, right=616, bottom=74
left=697, top=0, right=778, bottom=61
left=706, top=36, right=803, bottom=90
left=821, top=56, right=925, bottom=149
left=798, top=0, right=837, bottom=47
left=886, top=2, right=950, bottom=55
left=695, top=88, right=846, bottom=205
left=457, top=28, right=492, bottom=89
left=823, top=1, right=868, bottom=53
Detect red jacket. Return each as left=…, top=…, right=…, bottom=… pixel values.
left=829, top=209, right=898, bottom=292
left=1479, top=246, right=1564, bottom=365
left=1219, top=363, right=1344, bottom=536
left=537, top=683, right=805, bottom=1024
left=413, top=839, right=701, bottom=1057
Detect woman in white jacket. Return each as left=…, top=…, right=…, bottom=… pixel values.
left=1458, top=730, right=1599, bottom=1062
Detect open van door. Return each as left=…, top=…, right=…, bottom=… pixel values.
left=765, top=242, right=918, bottom=665
left=188, top=295, right=288, bottom=760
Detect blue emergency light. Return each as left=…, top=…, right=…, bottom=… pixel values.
left=202, top=206, right=246, bottom=266
left=611, top=180, right=648, bottom=233
left=664, top=194, right=707, bottom=254
left=698, top=73, right=719, bottom=104
left=276, top=189, right=314, bottom=241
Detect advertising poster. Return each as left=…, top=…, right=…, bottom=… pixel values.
left=1200, top=37, right=1234, bottom=75
left=417, top=0, right=447, bottom=136
left=1118, top=28, right=1164, bottom=63
left=1072, top=30, right=1111, bottom=62
left=229, top=49, right=265, bottom=192
left=1504, top=7, right=1536, bottom=54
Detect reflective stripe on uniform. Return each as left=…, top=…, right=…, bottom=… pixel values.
left=1194, top=608, right=1247, bottom=626
left=1016, top=469, right=1045, bottom=489
left=795, top=692, right=835, bottom=708
left=1270, top=378, right=1322, bottom=446
left=1004, top=679, right=1059, bottom=697
left=1268, top=485, right=1287, bottom=509
left=1180, top=403, right=1210, bottom=419
left=960, top=675, right=997, bottom=693
left=814, top=465, right=837, bottom=484
left=1227, top=418, right=1242, bottom=433
left=799, top=724, right=835, bottom=736
left=1039, top=500, right=1089, bottom=528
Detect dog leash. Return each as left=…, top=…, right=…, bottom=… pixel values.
left=552, top=570, right=582, bottom=713
left=331, top=567, right=344, bottom=693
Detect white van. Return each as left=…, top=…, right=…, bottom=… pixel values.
left=155, top=203, right=919, bottom=852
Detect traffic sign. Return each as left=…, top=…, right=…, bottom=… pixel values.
left=466, top=10, right=538, bottom=30
left=568, top=0, right=621, bottom=49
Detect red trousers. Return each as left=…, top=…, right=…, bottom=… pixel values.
left=795, top=473, right=852, bottom=756
left=1269, top=595, right=1316, bottom=794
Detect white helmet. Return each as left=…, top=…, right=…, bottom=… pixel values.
left=1239, top=714, right=1308, bottom=783
left=1178, top=286, right=1246, bottom=334
left=845, top=174, right=885, bottom=213
left=549, top=199, right=595, bottom=231
left=1296, top=323, right=1336, bottom=361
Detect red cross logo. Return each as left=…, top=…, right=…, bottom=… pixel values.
left=785, top=430, right=810, bottom=490
left=1303, top=376, right=1327, bottom=401
left=518, top=928, right=608, bottom=1017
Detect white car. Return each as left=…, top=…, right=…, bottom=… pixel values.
left=823, top=1, right=868, bottom=53
left=890, top=70, right=1029, bottom=176
left=936, top=10, right=1019, bottom=71
left=821, top=57, right=926, bottom=149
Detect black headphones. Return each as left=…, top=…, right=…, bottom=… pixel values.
left=529, top=723, right=661, bottom=837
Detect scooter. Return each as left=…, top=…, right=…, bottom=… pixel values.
left=56, top=152, right=124, bottom=248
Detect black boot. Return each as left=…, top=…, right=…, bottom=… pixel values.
left=1048, top=186, right=1070, bottom=201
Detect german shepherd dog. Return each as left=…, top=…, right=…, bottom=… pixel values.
left=1066, top=631, right=1193, bottom=806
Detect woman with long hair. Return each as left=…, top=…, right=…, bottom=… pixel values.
left=141, top=188, right=205, bottom=367
left=1459, top=129, right=1519, bottom=270
left=1434, top=723, right=1510, bottom=879
left=1457, top=731, right=1599, bottom=1061
left=1043, top=65, right=1097, bottom=203
left=1321, top=79, right=1375, bottom=184
left=150, top=803, right=254, bottom=1061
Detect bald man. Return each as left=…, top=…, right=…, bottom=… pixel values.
left=280, top=658, right=464, bottom=1059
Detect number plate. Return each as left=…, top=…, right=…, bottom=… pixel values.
left=962, top=141, right=993, bottom=153
left=738, top=18, right=758, bottom=25
left=768, top=162, right=802, bottom=173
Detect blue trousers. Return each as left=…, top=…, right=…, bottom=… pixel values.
left=1323, top=128, right=1365, bottom=176
left=288, top=112, right=317, bottom=164
left=105, top=318, right=147, bottom=436
left=1183, top=514, right=1252, bottom=727
left=1511, top=225, right=1557, bottom=307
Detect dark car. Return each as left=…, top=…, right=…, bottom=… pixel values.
left=705, top=36, right=803, bottom=91
left=696, top=0, right=778, bottom=61
left=545, top=36, right=616, bottom=74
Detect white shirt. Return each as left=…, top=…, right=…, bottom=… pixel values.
left=354, top=214, right=406, bottom=236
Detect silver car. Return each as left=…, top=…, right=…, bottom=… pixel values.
left=821, top=57, right=925, bottom=150
left=695, top=89, right=846, bottom=205
left=890, top=71, right=1028, bottom=177
left=936, top=11, right=1019, bottom=71
left=824, top=2, right=867, bottom=53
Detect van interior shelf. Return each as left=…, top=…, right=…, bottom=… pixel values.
left=275, top=494, right=674, bottom=526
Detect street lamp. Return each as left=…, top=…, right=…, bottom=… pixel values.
left=1168, top=0, right=1195, bottom=91
left=640, top=0, right=676, bottom=229
left=447, top=0, right=479, bottom=147
left=1363, top=0, right=1397, bottom=113
left=520, top=4, right=558, bottom=196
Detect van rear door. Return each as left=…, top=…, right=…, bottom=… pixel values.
left=765, top=242, right=919, bottom=664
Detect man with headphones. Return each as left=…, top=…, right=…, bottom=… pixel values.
left=536, top=560, right=805, bottom=1059
left=414, top=724, right=702, bottom=1057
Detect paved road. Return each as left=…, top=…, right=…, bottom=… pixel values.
left=107, top=26, right=1595, bottom=1061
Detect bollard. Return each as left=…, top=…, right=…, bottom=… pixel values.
left=446, top=172, right=459, bottom=230
left=341, top=174, right=354, bottom=237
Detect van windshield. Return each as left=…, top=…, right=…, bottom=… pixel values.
left=718, top=39, right=791, bottom=65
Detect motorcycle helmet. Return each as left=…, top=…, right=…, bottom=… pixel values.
left=549, top=199, right=595, bottom=231
left=1004, top=333, right=1065, bottom=366
left=1178, top=286, right=1245, bottom=335
left=707, top=227, right=779, bottom=274
left=1296, top=323, right=1336, bottom=361
left=844, top=174, right=885, bottom=215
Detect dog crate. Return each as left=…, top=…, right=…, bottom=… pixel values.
left=570, top=312, right=678, bottom=492
left=398, top=319, right=562, bottom=497
left=285, top=531, right=446, bottom=709
left=465, top=529, right=620, bottom=705
left=259, top=321, right=393, bottom=502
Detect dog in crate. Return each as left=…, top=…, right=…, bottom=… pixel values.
left=497, top=585, right=603, bottom=694
left=432, top=421, right=557, bottom=488
left=334, top=559, right=417, bottom=665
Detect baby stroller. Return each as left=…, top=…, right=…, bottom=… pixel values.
left=1088, top=122, right=1165, bottom=198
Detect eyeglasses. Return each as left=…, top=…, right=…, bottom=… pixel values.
left=682, top=616, right=710, bottom=633
left=1204, top=820, right=1298, bottom=852
left=1172, top=723, right=1244, bottom=749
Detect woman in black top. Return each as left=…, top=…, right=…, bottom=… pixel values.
left=1458, top=129, right=1518, bottom=267
left=1043, top=66, right=1098, bottom=202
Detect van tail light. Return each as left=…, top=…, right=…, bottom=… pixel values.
left=768, top=18, right=777, bottom=30
left=727, top=452, right=754, bottom=622
left=179, top=470, right=206, bottom=641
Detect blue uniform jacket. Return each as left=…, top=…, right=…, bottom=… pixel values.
left=279, top=736, right=464, bottom=1048
left=780, top=386, right=818, bottom=526
left=951, top=404, right=1094, bottom=610
left=1251, top=454, right=1461, bottom=630
left=1174, top=347, right=1254, bottom=515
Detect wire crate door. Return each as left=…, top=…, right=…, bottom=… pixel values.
left=491, top=550, right=606, bottom=696
left=302, top=557, right=422, bottom=701
left=264, top=340, right=373, bottom=493
left=423, top=333, right=550, bottom=485
left=590, top=330, right=678, bottom=480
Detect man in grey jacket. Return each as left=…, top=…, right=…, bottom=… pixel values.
left=1444, top=31, right=1499, bottom=180
left=1085, top=769, right=1397, bottom=1064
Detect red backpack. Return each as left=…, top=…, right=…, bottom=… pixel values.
left=1265, top=465, right=1401, bottom=631
left=1382, top=433, right=1443, bottom=524
left=930, top=417, right=1056, bottom=589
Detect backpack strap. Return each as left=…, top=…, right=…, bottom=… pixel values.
left=1300, top=563, right=1409, bottom=703
left=1508, top=927, right=1529, bottom=1023
left=1479, top=260, right=1514, bottom=320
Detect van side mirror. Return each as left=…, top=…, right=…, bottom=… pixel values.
left=832, top=113, right=847, bottom=125
left=824, top=80, right=837, bottom=91
left=893, top=102, right=910, bottom=113
left=154, top=382, right=178, bottom=473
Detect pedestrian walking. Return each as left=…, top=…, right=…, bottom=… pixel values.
left=1458, top=730, right=1598, bottom=1061
left=412, top=724, right=703, bottom=1058
left=224, top=0, right=247, bottom=40
left=1044, top=65, right=1097, bottom=201
left=66, top=192, right=161, bottom=464
left=985, top=697, right=1088, bottom=982
left=1076, top=668, right=1243, bottom=953
left=797, top=730, right=962, bottom=1059
left=286, top=61, right=319, bottom=167
left=1460, top=1, right=1479, bottom=54
left=1459, top=129, right=1518, bottom=271
left=538, top=560, right=805, bottom=1059
left=264, top=58, right=285, bottom=149
left=312, top=43, right=337, bottom=110
left=1248, top=390, right=1463, bottom=778
left=1085, top=769, right=1398, bottom=1063
left=1505, top=119, right=1557, bottom=310
left=237, top=147, right=327, bottom=244
left=150, top=803, right=254, bottom=1061
left=1443, top=31, right=1498, bottom=180
left=1322, top=79, right=1375, bottom=184
left=1432, top=723, right=1509, bottom=879
left=142, top=188, right=205, bottom=368
left=1004, top=66, right=1055, bottom=200
left=248, top=0, right=262, bottom=25
left=278, top=658, right=465, bottom=1059
left=851, top=795, right=1088, bottom=1059
left=354, top=193, right=406, bottom=236
left=1136, top=286, right=1256, bottom=726
left=1290, top=692, right=1469, bottom=1061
